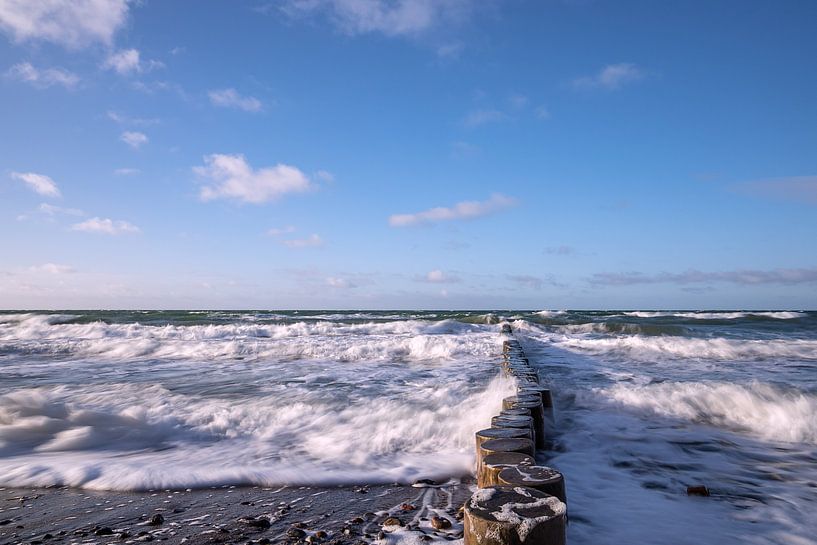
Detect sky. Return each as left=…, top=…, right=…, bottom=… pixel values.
left=0, top=0, right=816, bottom=310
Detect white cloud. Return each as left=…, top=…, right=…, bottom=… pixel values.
left=419, top=269, right=460, bottom=283
left=114, top=168, right=140, bottom=176
left=38, top=202, right=84, bottom=216
left=208, top=88, right=263, bottom=112
left=120, top=131, right=148, bottom=149
left=573, top=63, right=644, bottom=90
left=71, top=217, right=140, bottom=235
left=10, top=171, right=60, bottom=197
left=29, top=263, right=75, bottom=274
left=6, top=62, right=79, bottom=89
left=279, top=0, right=472, bottom=37
left=102, top=48, right=163, bottom=75
left=195, top=153, right=314, bottom=204
left=281, top=234, right=323, bottom=248
left=0, top=0, right=129, bottom=48
left=267, top=225, right=297, bottom=236
left=327, top=276, right=356, bottom=288
left=389, top=193, right=516, bottom=227
left=463, top=108, right=507, bottom=128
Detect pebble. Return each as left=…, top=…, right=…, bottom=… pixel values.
left=383, top=517, right=402, bottom=527
left=242, top=516, right=271, bottom=529
left=94, top=527, right=114, bottom=536
left=431, top=516, right=451, bottom=530
left=149, top=514, right=165, bottom=526
left=400, top=503, right=416, bottom=511
left=315, top=530, right=328, bottom=539
left=286, top=528, right=306, bottom=539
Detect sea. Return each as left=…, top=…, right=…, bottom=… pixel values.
left=1, top=310, right=815, bottom=544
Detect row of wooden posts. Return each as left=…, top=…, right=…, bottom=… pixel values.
left=462, top=323, right=568, bottom=545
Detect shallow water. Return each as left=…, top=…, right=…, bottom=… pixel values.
left=1, top=310, right=816, bottom=544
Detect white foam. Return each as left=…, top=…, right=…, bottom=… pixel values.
left=0, top=315, right=495, bottom=362
left=600, top=381, right=817, bottom=444
left=551, top=335, right=817, bottom=361
left=0, top=372, right=516, bottom=490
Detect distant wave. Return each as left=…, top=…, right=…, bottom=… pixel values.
left=551, top=334, right=817, bottom=361
left=621, top=311, right=807, bottom=320
left=0, top=314, right=498, bottom=362
left=535, top=310, right=567, bottom=317
left=601, top=381, right=817, bottom=444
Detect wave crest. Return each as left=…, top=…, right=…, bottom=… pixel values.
left=601, top=381, right=817, bottom=444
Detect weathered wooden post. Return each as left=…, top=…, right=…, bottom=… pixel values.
left=477, top=438, right=535, bottom=468
left=463, top=487, right=566, bottom=545
left=477, top=452, right=535, bottom=487
left=497, top=466, right=567, bottom=503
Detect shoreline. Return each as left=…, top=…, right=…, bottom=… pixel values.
left=0, top=481, right=474, bottom=545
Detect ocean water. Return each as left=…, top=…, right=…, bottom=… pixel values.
left=1, top=310, right=816, bottom=544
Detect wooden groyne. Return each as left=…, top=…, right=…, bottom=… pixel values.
left=463, top=322, right=567, bottom=545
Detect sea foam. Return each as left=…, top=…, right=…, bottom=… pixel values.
left=600, top=381, right=817, bottom=444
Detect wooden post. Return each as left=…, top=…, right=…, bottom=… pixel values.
left=497, top=466, right=567, bottom=503
left=463, top=487, right=566, bottom=545
left=477, top=452, right=535, bottom=488
left=477, top=438, right=535, bottom=468
left=476, top=427, right=532, bottom=459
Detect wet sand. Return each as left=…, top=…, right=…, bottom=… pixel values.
left=0, top=481, right=473, bottom=545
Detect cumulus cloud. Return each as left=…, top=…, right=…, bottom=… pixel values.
left=590, top=267, right=817, bottom=286
left=278, top=0, right=473, bottom=37
left=102, top=49, right=162, bottom=75
left=29, top=263, right=75, bottom=274
left=573, top=63, right=644, bottom=90
left=120, top=131, right=148, bottom=149
left=208, top=88, right=263, bottom=112
left=0, top=0, right=130, bottom=48
left=71, top=217, right=140, bottom=235
left=417, top=269, right=460, bottom=283
left=195, top=153, right=314, bottom=204
left=6, top=62, right=79, bottom=89
left=389, top=193, right=516, bottom=227
left=463, top=108, right=507, bottom=128
left=10, top=172, right=60, bottom=197
left=281, top=234, right=323, bottom=248
left=733, top=176, right=817, bottom=204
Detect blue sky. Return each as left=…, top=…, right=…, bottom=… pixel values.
left=1, top=0, right=815, bottom=309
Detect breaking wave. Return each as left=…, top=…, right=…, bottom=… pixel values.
left=601, top=381, right=817, bottom=444
left=0, top=314, right=498, bottom=362
left=551, top=334, right=817, bottom=361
